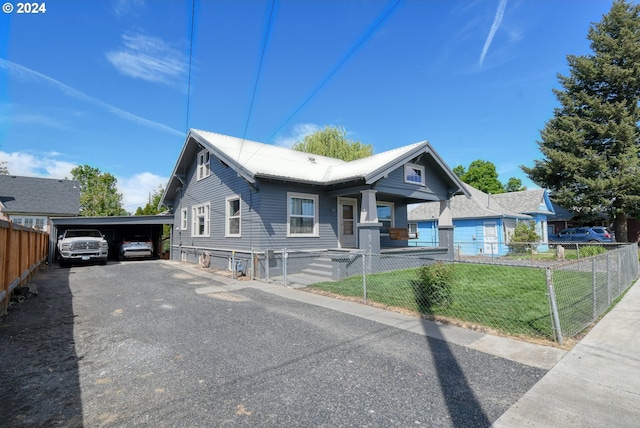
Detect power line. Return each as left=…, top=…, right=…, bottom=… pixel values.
left=264, top=0, right=403, bottom=144
left=185, top=0, right=197, bottom=135
left=237, top=0, right=277, bottom=166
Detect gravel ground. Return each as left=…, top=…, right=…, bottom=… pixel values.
left=1, top=261, right=547, bottom=427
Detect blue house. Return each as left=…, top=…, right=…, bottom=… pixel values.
left=408, top=184, right=555, bottom=256
left=160, top=129, right=469, bottom=276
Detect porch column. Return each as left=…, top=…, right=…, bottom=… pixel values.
left=357, top=189, right=381, bottom=254
left=438, top=200, right=454, bottom=260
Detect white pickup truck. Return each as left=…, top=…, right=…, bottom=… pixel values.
left=57, top=229, right=109, bottom=267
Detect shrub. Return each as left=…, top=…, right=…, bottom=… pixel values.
left=414, top=262, right=456, bottom=309
left=509, top=222, right=539, bottom=254
left=579, top=245, right=607, bottom=257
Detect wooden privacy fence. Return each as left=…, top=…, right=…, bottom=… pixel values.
left=0, top=220, right=49, bottom=314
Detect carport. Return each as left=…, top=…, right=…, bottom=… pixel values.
left=49, top=215, right=174, bottom=264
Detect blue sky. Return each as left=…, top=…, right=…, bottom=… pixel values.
left=1, top=0, right=615, bottom=212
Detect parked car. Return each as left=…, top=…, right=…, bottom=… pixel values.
left=57, top=229, right=109, bottom=267
left=119, top=234, right=154, bottom=260
left=548, top=227, right=615, bottom=243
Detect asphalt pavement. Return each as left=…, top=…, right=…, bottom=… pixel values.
left=4, top=260, right=638, bottom=427
left=195, top=261, right=640, bottom=427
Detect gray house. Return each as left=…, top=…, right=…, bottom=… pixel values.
left=160, top=129, right=468, bottom=276
left=0, top=175, right=80, bottom=233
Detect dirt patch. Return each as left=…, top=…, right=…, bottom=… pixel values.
left=0, top=268, right=83, bottom=427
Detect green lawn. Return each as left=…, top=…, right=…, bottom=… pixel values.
left=310, top=263, right=554, bottom=339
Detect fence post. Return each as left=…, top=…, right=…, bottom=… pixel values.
left=545, top=267, right=564, bottom=346
left=362, top=252, right=367, bottom=303
left=592, top=258, right=597, bottom=319
left=606, top=252, right=611, bottom=306
left=282, top=248, right=287, bottom=287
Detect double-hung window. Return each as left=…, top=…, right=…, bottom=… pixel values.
left=226, top=196, right=241, bottom=237
left=180, top=208, right=188, bottom=230
left=197, top=150, right=211, bottom=180
left=404, top=163, right=425, bottom=185
left=376, top=202, right=394, bottom=234
left=288, top=192, right=318, bottom=237
left=192, top=203, right=210, bottom=237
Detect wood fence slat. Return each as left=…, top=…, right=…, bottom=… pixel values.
left=0, top=220, right=49, bottom=314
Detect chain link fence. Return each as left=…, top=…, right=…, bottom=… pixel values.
left=259, top=243, right=639, bottom=345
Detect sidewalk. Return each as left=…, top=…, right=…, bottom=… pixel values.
left=492, top=278, right=640, bottom=427
left=182, top=262, right=640, bottom=426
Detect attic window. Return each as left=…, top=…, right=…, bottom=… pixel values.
left=404, top=163, right=425, bottom=185
left=197, top=150, right=211, bottom=180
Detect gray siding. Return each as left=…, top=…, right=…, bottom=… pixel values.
left=374, top=156, right=450, bottom=200
left=254, top=181, right=338, bottom=250
left=173, top=153, right=339, bottom=254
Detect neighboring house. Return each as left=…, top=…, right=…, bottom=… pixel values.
left=0, top=175, right=80, bottom=232
left=408, top=184, right=555, bottom=256
left=160, top=129, right=469, bottom=276
left=547, top=201, right=575, bottom=235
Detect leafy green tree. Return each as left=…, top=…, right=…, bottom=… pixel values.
left=292, top=125, right=373, bottom=161
left=71, top=165, right=128, bottom=216
left=135, top=186, right=167, bottom=215
left=456, top=160, right=505, bottom=194
left=0, top=161, right=8, bottom=175
left=504, top=177, right=526, bottom=193
left=452, top=165, right=465, bottom=178
left=522, top=0, right=640, bottom=241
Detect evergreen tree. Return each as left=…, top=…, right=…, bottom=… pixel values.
left=522, top=0, right=640, bottom=241
left=292, top=125, right=373, bottom=161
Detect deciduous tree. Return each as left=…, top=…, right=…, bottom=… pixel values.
left=292, top=125, right=372, bottom=161
left=71, top=165, right=127, bottom=216
left=135, top=186, right=167, bottom=215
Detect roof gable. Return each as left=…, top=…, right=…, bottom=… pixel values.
left=0, top=175, right=80, bottom=216
left=491, top=189, right=554, bottom=215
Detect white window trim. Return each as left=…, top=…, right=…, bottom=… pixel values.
left=197, top=150, right=211, bottom=181
left=180, top=208, right=188, bottom=230
left=191, top=202, right=211, bottom=237
left=10, top=215, right=47, bottom=231
left=287, top=192, right=319, bottom=237
left=225, top=195, right=241, bottom=237
left=376, top=201, right=394, bottom=235
left=404, top=163, right=425, bottom=185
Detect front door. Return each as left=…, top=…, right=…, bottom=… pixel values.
left=484, top=222, right=498, bottom=255
left=338, top=198, right=357, bottom=248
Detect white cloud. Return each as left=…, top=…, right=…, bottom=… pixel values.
left=106, top=33, right=188, bottom=87
left=0, top=150, right=168, bottom=213
left=274, top=123, right=321, bottom=148
left=479, top=0, right=508, bottom=67
left=117, top=172, right=168, bottom=213
left=0, top=59, right=183, bottom=136
left=0, top=151, right=75, bottom=178
left=113, top=0, right=145, bottom=17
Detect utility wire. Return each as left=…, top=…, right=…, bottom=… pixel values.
left=236, top=0, right=277, bottom=167
left=185, top=0, right=197, bottom=135
left=264, top=0, right=403, bottom=144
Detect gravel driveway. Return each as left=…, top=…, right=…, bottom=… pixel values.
left=1, top=260, right=546, bottom=427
